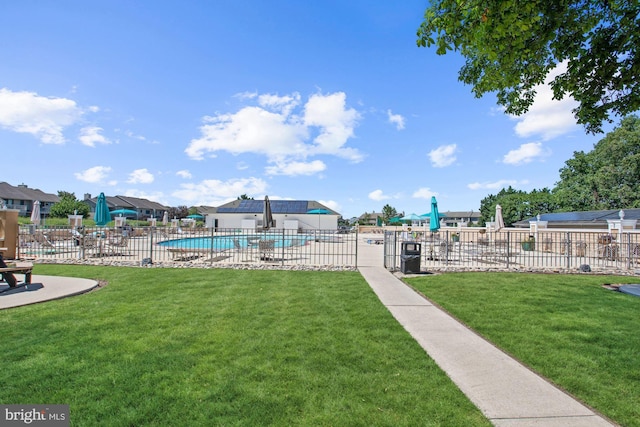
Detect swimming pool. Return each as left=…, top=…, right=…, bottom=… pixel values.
left=156, top=234, right=309, bottom=251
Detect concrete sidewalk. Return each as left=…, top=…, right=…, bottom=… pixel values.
left=358, top=266, right=614, bottom=427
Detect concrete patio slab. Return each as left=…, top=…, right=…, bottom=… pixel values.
left=0, top=275, right=99, bottom=309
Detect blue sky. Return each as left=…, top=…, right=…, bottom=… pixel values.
left=0, top=1, right=615, bottom=219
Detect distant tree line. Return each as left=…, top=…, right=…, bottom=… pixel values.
left=480, top=116, right=640, bottom=226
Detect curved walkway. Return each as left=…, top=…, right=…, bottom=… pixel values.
left=0, top=275, right=99, bottom=309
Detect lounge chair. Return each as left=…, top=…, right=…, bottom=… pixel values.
left=33, top=231, right=56, bottom=251
left=258, top=239, right=275, bottom=261
left=81, top=234, right=100, bottom=257
left=105, top=234, right=130, bottom=255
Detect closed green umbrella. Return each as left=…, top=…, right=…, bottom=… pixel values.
left=429, top=196, right=441, bottom=232
left=94, top=192, right=111, bottom=227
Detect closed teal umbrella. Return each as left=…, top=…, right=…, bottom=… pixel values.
left=94, top=192, right=111, bottom=227
left=429, top=196, right=440, bottom=232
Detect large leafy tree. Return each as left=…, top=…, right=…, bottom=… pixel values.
left=554, top=115, right=640, bottom=210
left=49, top=191, right=90, bottom=218
left=417, top=1, right=640, bottom=133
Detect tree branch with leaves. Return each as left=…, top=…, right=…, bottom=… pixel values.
left=417, top=0, right=640, bottom=133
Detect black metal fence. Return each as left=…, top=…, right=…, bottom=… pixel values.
left=17, top=226, right=358, bottom=268
left=384, top=229, right=640, bottom=272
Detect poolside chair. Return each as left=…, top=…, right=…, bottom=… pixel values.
left=33, top=231, right=56, bottom=251
left=258, top=239, right=275, bottom=261
left=81, top=234, right=100, bottom=257
left=105, top=234, right=130, bottom=255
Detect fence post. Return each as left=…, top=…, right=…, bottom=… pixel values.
left=506, top=231, right=510, bottom=269
left=149, top=226, right=155, bottom=263
left=625, top=232, right=631, bottom=270
left=354, top=229, right=358, bottom=269
left=281, top=228, right=285, bottom=267
left=445, top=230, right=450, bottom=266
left=566, top=231, right=571, bottom=269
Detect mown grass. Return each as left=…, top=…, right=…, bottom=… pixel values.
left=1, top=265, right=489, bottom=426
left=405, top=272, right=640, bottom=427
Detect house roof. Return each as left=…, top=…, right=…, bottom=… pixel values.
left=0, top=182, right=59, bottom=203
left=113, top=196, right=167, bottom=210
left=216, top=200, right=339, bottom=215
left=513, top=208, right=640, bottom=227
left=84, top=195, right=168, bottom=211
left=358, top=212, right=383, bottom=220
left=441, top=210, right=481, bottom=219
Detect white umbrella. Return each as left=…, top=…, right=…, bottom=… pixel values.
left=495, top=204, right=505, bottom=231
left=162, top=211, right=169, bottom=225
left=30, top=200, right=41, bottom=226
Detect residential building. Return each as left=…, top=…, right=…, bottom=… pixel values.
left=208, top=199, right=340, bottom=230
left=0, top=182, right=59, bottom=217
left=83, top=194, right=168, bottom=220
left=358, top=212, right=384, bottom=226
left=513, top=209, right=640, bottom=230
left=440, top=211, right=481, bottom=227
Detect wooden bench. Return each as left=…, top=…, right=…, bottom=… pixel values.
left=0, top=265, right=33, bottom=288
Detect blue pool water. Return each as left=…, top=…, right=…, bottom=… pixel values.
left=156, top=234, right=308, bottom=250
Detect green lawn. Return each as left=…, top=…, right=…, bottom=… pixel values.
left=405, top=272, right=640, bottom=427
left=1, top=265, right=489, bottom=427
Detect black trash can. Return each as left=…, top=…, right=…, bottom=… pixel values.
left=400, top=242, right=421, bottom=274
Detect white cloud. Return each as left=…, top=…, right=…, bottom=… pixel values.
left=176, top=170, right=192, bottom=179
left=503, top=142, right=550, bottom=165
left=510, top=62, right=579, bottom=140
left=186, top=91, right=362, bottom=176
left=79, top=126, right=110, bottom=147
left=429, top=144, right=457, bottom=167
left=125, top=130, right=147, bottom=141
left=0, top=88, right=84, bottom=144
left=368, top=189, right=401, bottom=201
left=127, top=168, right=154, bottom=184
left=412, top=188, right=438, bottom=199
left=318, top=200, right=341, bottom=213
left=258, top=92, right=301, bottom=116
left=172, top=177, right=268, bottom=206
left=467, top=179, right=528, bottom=190
left=368, top=189, right=390, bottom=201
left=265, top=160, right=326, bottom=176
left=74, top=166, right=112, bottom=183
left=304, top=92, right=362, bottom=160
left=387, top=110, right=405, bottom=130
